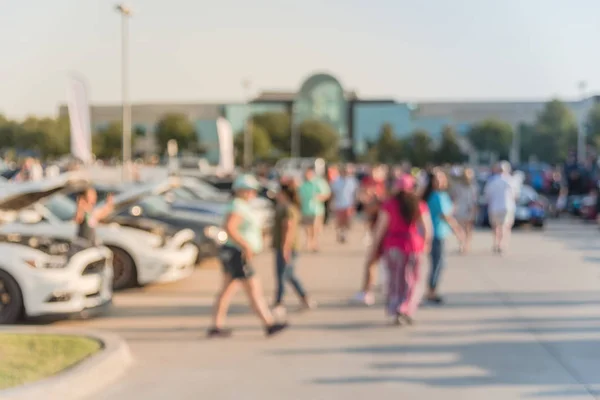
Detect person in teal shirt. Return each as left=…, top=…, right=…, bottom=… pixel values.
left=422, top=169, right=464, bottom=305
left=209, top=173, right=288, bottom=338
left=298, top=167, right=331, bottom=251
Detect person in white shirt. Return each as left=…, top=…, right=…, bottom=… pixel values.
left=484, top=161, right=517, bottom=254
left=330, top=165, right=359, bottom=243
left=30, top=159, right=44, bottom=181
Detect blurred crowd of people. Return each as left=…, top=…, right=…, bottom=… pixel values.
left=0, top=156, right=76, bottom=182
left=209, top=160, right=523, bottom=337
left=3, top=152, right=593, bottom=336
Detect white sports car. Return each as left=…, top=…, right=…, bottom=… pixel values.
left=0, top=175, right=113, bottom=324
left=0, top=178, right=199, bottom=290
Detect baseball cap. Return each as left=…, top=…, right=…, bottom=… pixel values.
left=232, top=174, right=260, bottom=191
left=395, top=174, right=415, bottom=192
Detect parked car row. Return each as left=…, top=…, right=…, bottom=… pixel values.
left=0, top=172, right=274, bottom=325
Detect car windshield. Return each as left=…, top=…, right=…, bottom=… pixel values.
left=170, top=187, right=197, bottom=201
left=45, top=194, right=77, bottom=221
left=140, top=195, right=171, bottom=216
left=185, top=179, right=222, bottom=198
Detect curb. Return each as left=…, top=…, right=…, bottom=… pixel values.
left=0, top=327, right=133, bottom=400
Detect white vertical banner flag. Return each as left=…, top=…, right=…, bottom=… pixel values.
left=216, top=117, right=234, bottom=175
left=67, top=76, right=92, bottom=164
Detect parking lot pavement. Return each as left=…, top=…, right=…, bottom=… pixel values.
left=56, top=221, right=600, bottom=400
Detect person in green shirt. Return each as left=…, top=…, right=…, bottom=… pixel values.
left=208, top=174, right=288, bottom=338
left=271, top=183, right=315, bottom=317
left=298, top=167, right=331, bottom=251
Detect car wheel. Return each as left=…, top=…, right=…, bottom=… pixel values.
left=108, top=246, right=137, bottom=290
left=193, top=241, right=218, bottom=265
left=193, top=243, right=202, bottom=266
left=0, top=269, right=23, bottom=324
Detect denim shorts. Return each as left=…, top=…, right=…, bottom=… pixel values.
left=218, top=245, right=255, bottom=280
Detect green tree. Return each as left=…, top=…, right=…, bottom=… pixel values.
left=15, top=116, right=70, bottom=158
left=0, top=115, right=21, bottom=150
left=16, top=117, right=48, bottom=156
left=404, top=129, right=434, bottom=167
left=585, top=103, right=600, bottom=148
left=357, top=140, right=379, bottom=163
left=297, top=120, right=339, bottom=160
left=233, top=125, right=272, bottom=165
left=531, top=99, right=577, bottom=163
left=155, top=113, right=198, bottom=154
left=375, top=124, right=402, bottom=163
left=252, top=112, right=291, bottom=154
left=435, top=126, right=465, bottom=164
left=518, top=122, right=537, bottom=162
left=467, top=119, right=513, bottom=158
left=93, top=121, right=126, bottom=159
left=44, top=116, right=71, bottom=158
left=134, top=125, right=147, bottom=137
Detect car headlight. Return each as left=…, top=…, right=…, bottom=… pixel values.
left=25, top=256, right=68, bottom=269
left=204, top=225, right=228, bottom=244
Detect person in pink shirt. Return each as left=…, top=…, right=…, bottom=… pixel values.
left=366, top=174, right=433, bottom=325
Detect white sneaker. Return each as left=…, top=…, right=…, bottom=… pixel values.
left=300, top=299, right=317, bottom=311
left=351, top=292, right=375, bottom=306
left=272, top=305, right=287, bottom=320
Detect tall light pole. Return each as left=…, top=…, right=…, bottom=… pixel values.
left=577, top=81, right=588, bottom=163
left=242, top=79, right=253, bottom=170
left=510, top=123, right=520, bottom=165
left=290, top=103, right=300, bottom=158
left=116, top=4, right=132, bottom=181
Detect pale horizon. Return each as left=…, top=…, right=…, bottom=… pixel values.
left=2, top=0, right=599, bottom=119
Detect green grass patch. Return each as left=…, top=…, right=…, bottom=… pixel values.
left=0, top=334, right=101, bottom=390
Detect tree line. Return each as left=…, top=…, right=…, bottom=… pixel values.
left=2, top=99, right=600, bottom=165
left=367, top=99, right=600, bottom=166
left=0, top=113, right=200, bottom=161
left=0, top=111, right=340, bottom=163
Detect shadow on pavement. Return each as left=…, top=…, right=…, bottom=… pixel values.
left=419, top=315, right=600, bottom=326
left=118, top=287, right=359, bottom=299
left=524, top=388, right=600, bottom=398
left=269, top=340, right=600, bottom=395
left=103, top=290, right=600, bottom=318
left=105, top=300, right=376, bottom=319
left=100, top=321, right=390, bottom=336
left=436, top=291, right=600, bottom=309
left=543, top=222, right=600, bottom=256
left=414, top=326, right=600, bottom=337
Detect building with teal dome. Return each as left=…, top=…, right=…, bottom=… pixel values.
left=58, top=71, right=598, bottom=164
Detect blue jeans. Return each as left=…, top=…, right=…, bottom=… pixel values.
left=429, top=238, right=445, bottom=290
left=274, top=249, right=307, bottom=305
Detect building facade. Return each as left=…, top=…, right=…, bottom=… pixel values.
left=58, top=72, right=597, bottom=164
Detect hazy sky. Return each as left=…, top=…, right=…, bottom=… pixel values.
left=2, top=0, right=599, bottom=118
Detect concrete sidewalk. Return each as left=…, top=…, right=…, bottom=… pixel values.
left=65, top=220, right=600, bottom=400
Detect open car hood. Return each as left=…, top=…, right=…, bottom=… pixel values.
left=101, top=177, right=179, bottom=217
left=104, top=215, right=174, bottom=236
left=0, top=173, right=89, bottom=212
